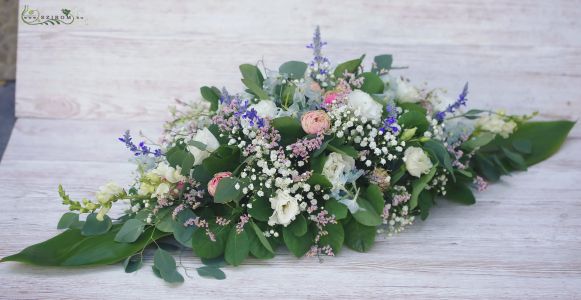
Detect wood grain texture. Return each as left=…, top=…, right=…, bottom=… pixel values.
left=0, top=119, right=580, bottom=299
left=3, top=0, right=581, bottom=298
left=15, top=0, right=581, bottom=120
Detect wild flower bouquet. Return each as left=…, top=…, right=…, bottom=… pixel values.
left=2, top=28, right=574, bottom=282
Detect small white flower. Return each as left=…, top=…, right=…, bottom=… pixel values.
left=403, top=147, right=433, bottom=177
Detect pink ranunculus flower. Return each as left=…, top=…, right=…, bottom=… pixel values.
left=301, top=110, right=331, bottom=135
left=323, top=92, right=338, bottom=104
left=208, top=171, right=232, bottom=197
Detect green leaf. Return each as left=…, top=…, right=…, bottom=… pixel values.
left=172, top=209, right=196, bottom=247
left=372, top=54, right=393, bottom=73
left=288, top=214, right=307, bottom=237
left=250, top=222, right=274, bottom=254
left=418, top=190, right=434, bottom=220
left=81, top=213, right=112, bottom=236
left=352, top=198, right=382, bottom=227
left=200, top=86, right=220, bottom=111
left=196, top=266, right=226, bottom=280
left=319, top=222, right=344, bottom=254
left=191, top=223, right=230, bottom=259
left=1, top=226, right=167, bottom=266
left=224, top=229, right=250, bottom=266
left=424, top=140, right=455, bottom=181
left=307, top=173, right=332, bottom=189
left=445, top=182, right=476, bottom=205
left=202, top=146, right=241, bottom=174
left=248, top=195, right=272, bottom=222
left=398, top=102, right=427, bottom=115
left=282, top=226, right=313, bottom=257
left=272, top=116, right=306, bottom=145
left=343, top=218, right=376, bottom=252
left=398, top=111, right=429, bottom=133
left=501, top=147, right=527, bottom=170
left=462, top=132, right=496, bottom=152
left=114, top=219, right=146, bottom=243
left=154, top=248, right=184, bottom=283
left=324, top=199, right=348, bottom=220
left=214, top=177, right=246, bottom=204
left=334, top=55, right=365, bottom=78
left=327, top=143, right=358, bottom=157
left=364, top=184, right=385, bottom=214
left=123, top=253, right=143, bottom=273
left=240, top=64, right=264, bottom=86
left=512, top=139, right=532, bottom=154
left=409, top=165, right=438, bottom=210
left=279, top=61, right=308, bottom=80
left=165, top=146, right=195, bottom=176
left=359, top=72, right=384, bottom=94
left=57, top=212, right=79, bottom=230
left=474, top=153, right=500, bottom=182
left=242, top=78, right=269, bottom=100
left=248, top=226, right=275, bottom=259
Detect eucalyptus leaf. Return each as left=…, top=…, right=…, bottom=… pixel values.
left=224, top=228, right=250, bottom=266
left=359, top=72, right=384, bottom=94
left=81, top=213, right=112, bottom=236
left=334, top=55, right=365, bottom=78
left=123, top=253, right=143, bottom=273
left=279, top=61, right=308, bottom=80
left=196, top=266, right=226, bottom=280
left=114, top=219, right=146, bottom=243
left=153, top=248, right=184, bottom=283
left=57, top=212, right=79, bottom=230
left=214, top=177, right=246, bottom=204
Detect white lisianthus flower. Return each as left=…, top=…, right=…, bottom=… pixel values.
left=268, top=190, right=300, bottom=227
left=153, top=182, right=171, bottom=199
left=476, top=115, right=517, bottom=138
left=250, top=100, right=279, bottom=119
left=395, top=77, right=421, bottom=103
left=346, top=90, right=383, bottom=122
left=95, top=182, right=124, bottom=205
left=152, top=162, right=185, bottom=184
left=187, top=127, right=220, bottom=166
left=403, top=147, right=433, bottom=178
left=322, top=152, right=357, bottom=189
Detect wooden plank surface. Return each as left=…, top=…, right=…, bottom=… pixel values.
left=3, top=0, right=581, bottom=298
left=0, top=119, right=580, bottom=299
left=15, top=0, right=581, bottom=121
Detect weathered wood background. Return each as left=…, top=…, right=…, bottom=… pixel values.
left=1, top=0, right=580, bottom=299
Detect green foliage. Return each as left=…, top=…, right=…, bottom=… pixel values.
left=307, top=173, right=332, bottom=189
left=423, top=140, right=455, bottom=181
left=202, top=146, right=241, bottom=174
left=398, top=111, right=429, bottom=133
left=319, top=222, right=344, bottom=254
left=191, top=222, right=231, bottom=259
left=153, top=248, right=184, bottom=283
left=196, top=266, right=226, bottom=280
left=444, top=182, right=475, bottom=205
left=288, top=214, right=307, bottom=237
left=165, top=144, right=195, bottom=176
left=272, top=116, right=306, bottom=145
left=462, top=132, right=496, bottom=152
left=172, top=209, right=196, bottom=247
left=418, top=190, right=434, bottom=220
left=200, top=86, right=221, bottom=111
left=282, top=226, right=313, bottom=257
left=248, top=195, right=272, bottom=222
left=324, top=199, right=348, bottom=220
left=250, top=221, right=274, bottom=254
left=114, top=219, right=146, bottom=243
left=240, top=64, right=269, bottom=100
left=352, top=198, right=382, bottom=227
left=334, top=55, right=365, bottom=78
left=364, top=184, right=385, bottom=214
left=225, top=229, right=250, bottom=266
left=82, top=213, right=112, bottom=236
left=279, top=61, right=308, bottom=80
left=1, top=226, right=167, bottom=266
left=359, top=72, right=384, bottom=94
left=343, top=218, right=376, bottom=252
left=214, top=177, right=246, bottom=204
left=372, top=54, right=393, bottom=74
left=57, top=212, right=79, bottom=230
left=409, top=165, right=438, bottom=209
left=123, top=253, right=143, bottom=273
left=327, top=139, right=358, bottom=157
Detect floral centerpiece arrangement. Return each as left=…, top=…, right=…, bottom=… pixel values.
left=1, top=28, right=574, bottom=282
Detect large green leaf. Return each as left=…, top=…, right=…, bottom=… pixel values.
left=224, top=229, right=250, bottom=266
left=282, top=226, right=313, bottom=257
left=398, top=111, right=429, bottom=133
left=248, top=195, right=272, bottom=222
left=343, top=218, right=376, bottom=252
left=324, top=199, right=348, bottom=220
left=409, top=165, right=438, bottom=210
left=153, top=248, right=184, bottom=283
left=200, top=86, right=221, bottom=111
left=1, top=226, right=167, bottom=266
left=334, top=55, right=365, bottom=78
left=445, top=182, right=476, bottom=205
left=214, top=177, right=246, bottom=204
left=279, top=61, right=308, bottom=80
left=114, top=219, right=146, bottom=243
left=319, top=222, right=345, bottom=254
left=191, top=222, right=231, bottom=259
left=372, top=54, right=393, bottom=73
left=352, top=198, right=382, bottom=227
left=272, top=116, right=306, bottom=145
left=82, top=213, right=112, bottom=236
left=423, top=140, right=455, bottom=181
left=359, top=72, right=384, bottom=94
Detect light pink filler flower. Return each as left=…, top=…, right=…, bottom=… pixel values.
left=301, top=110, right=331, bottom=135
left=207, top=171, right=232, bottom=197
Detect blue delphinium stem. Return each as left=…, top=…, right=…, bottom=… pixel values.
left=436, top=82, right=469, bottom=122
left=379, top=104, right=399, bottom=133
left=118, top=130, right=162, bottom=157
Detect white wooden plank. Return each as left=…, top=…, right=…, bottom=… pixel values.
left=15, top=0, right=581, bottom=120
left=0, top=119, right=580, bottom=299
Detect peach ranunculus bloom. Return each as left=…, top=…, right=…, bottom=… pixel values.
left=301, top=110, right=331, bottom=135
left=208, top=171, right=232, bottom=197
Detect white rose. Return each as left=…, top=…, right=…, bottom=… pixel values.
left=95, top=182, right=124, bottom=205
left=395, top=77, right=421, bottom=103
left=250, top=100, right=279, bottom=119
left=268, top=190, right=300, bottom=227
left=346, top=90, right=383, bottom=122
left=476, top=115, right=516, bottom=138
left=322, top=152, right=356, bottom=189
left=403, top=147, right=433, bottom=178
left=152, top=162, right=185, bottom=184
left=187, top=127, right=220, bottom=166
